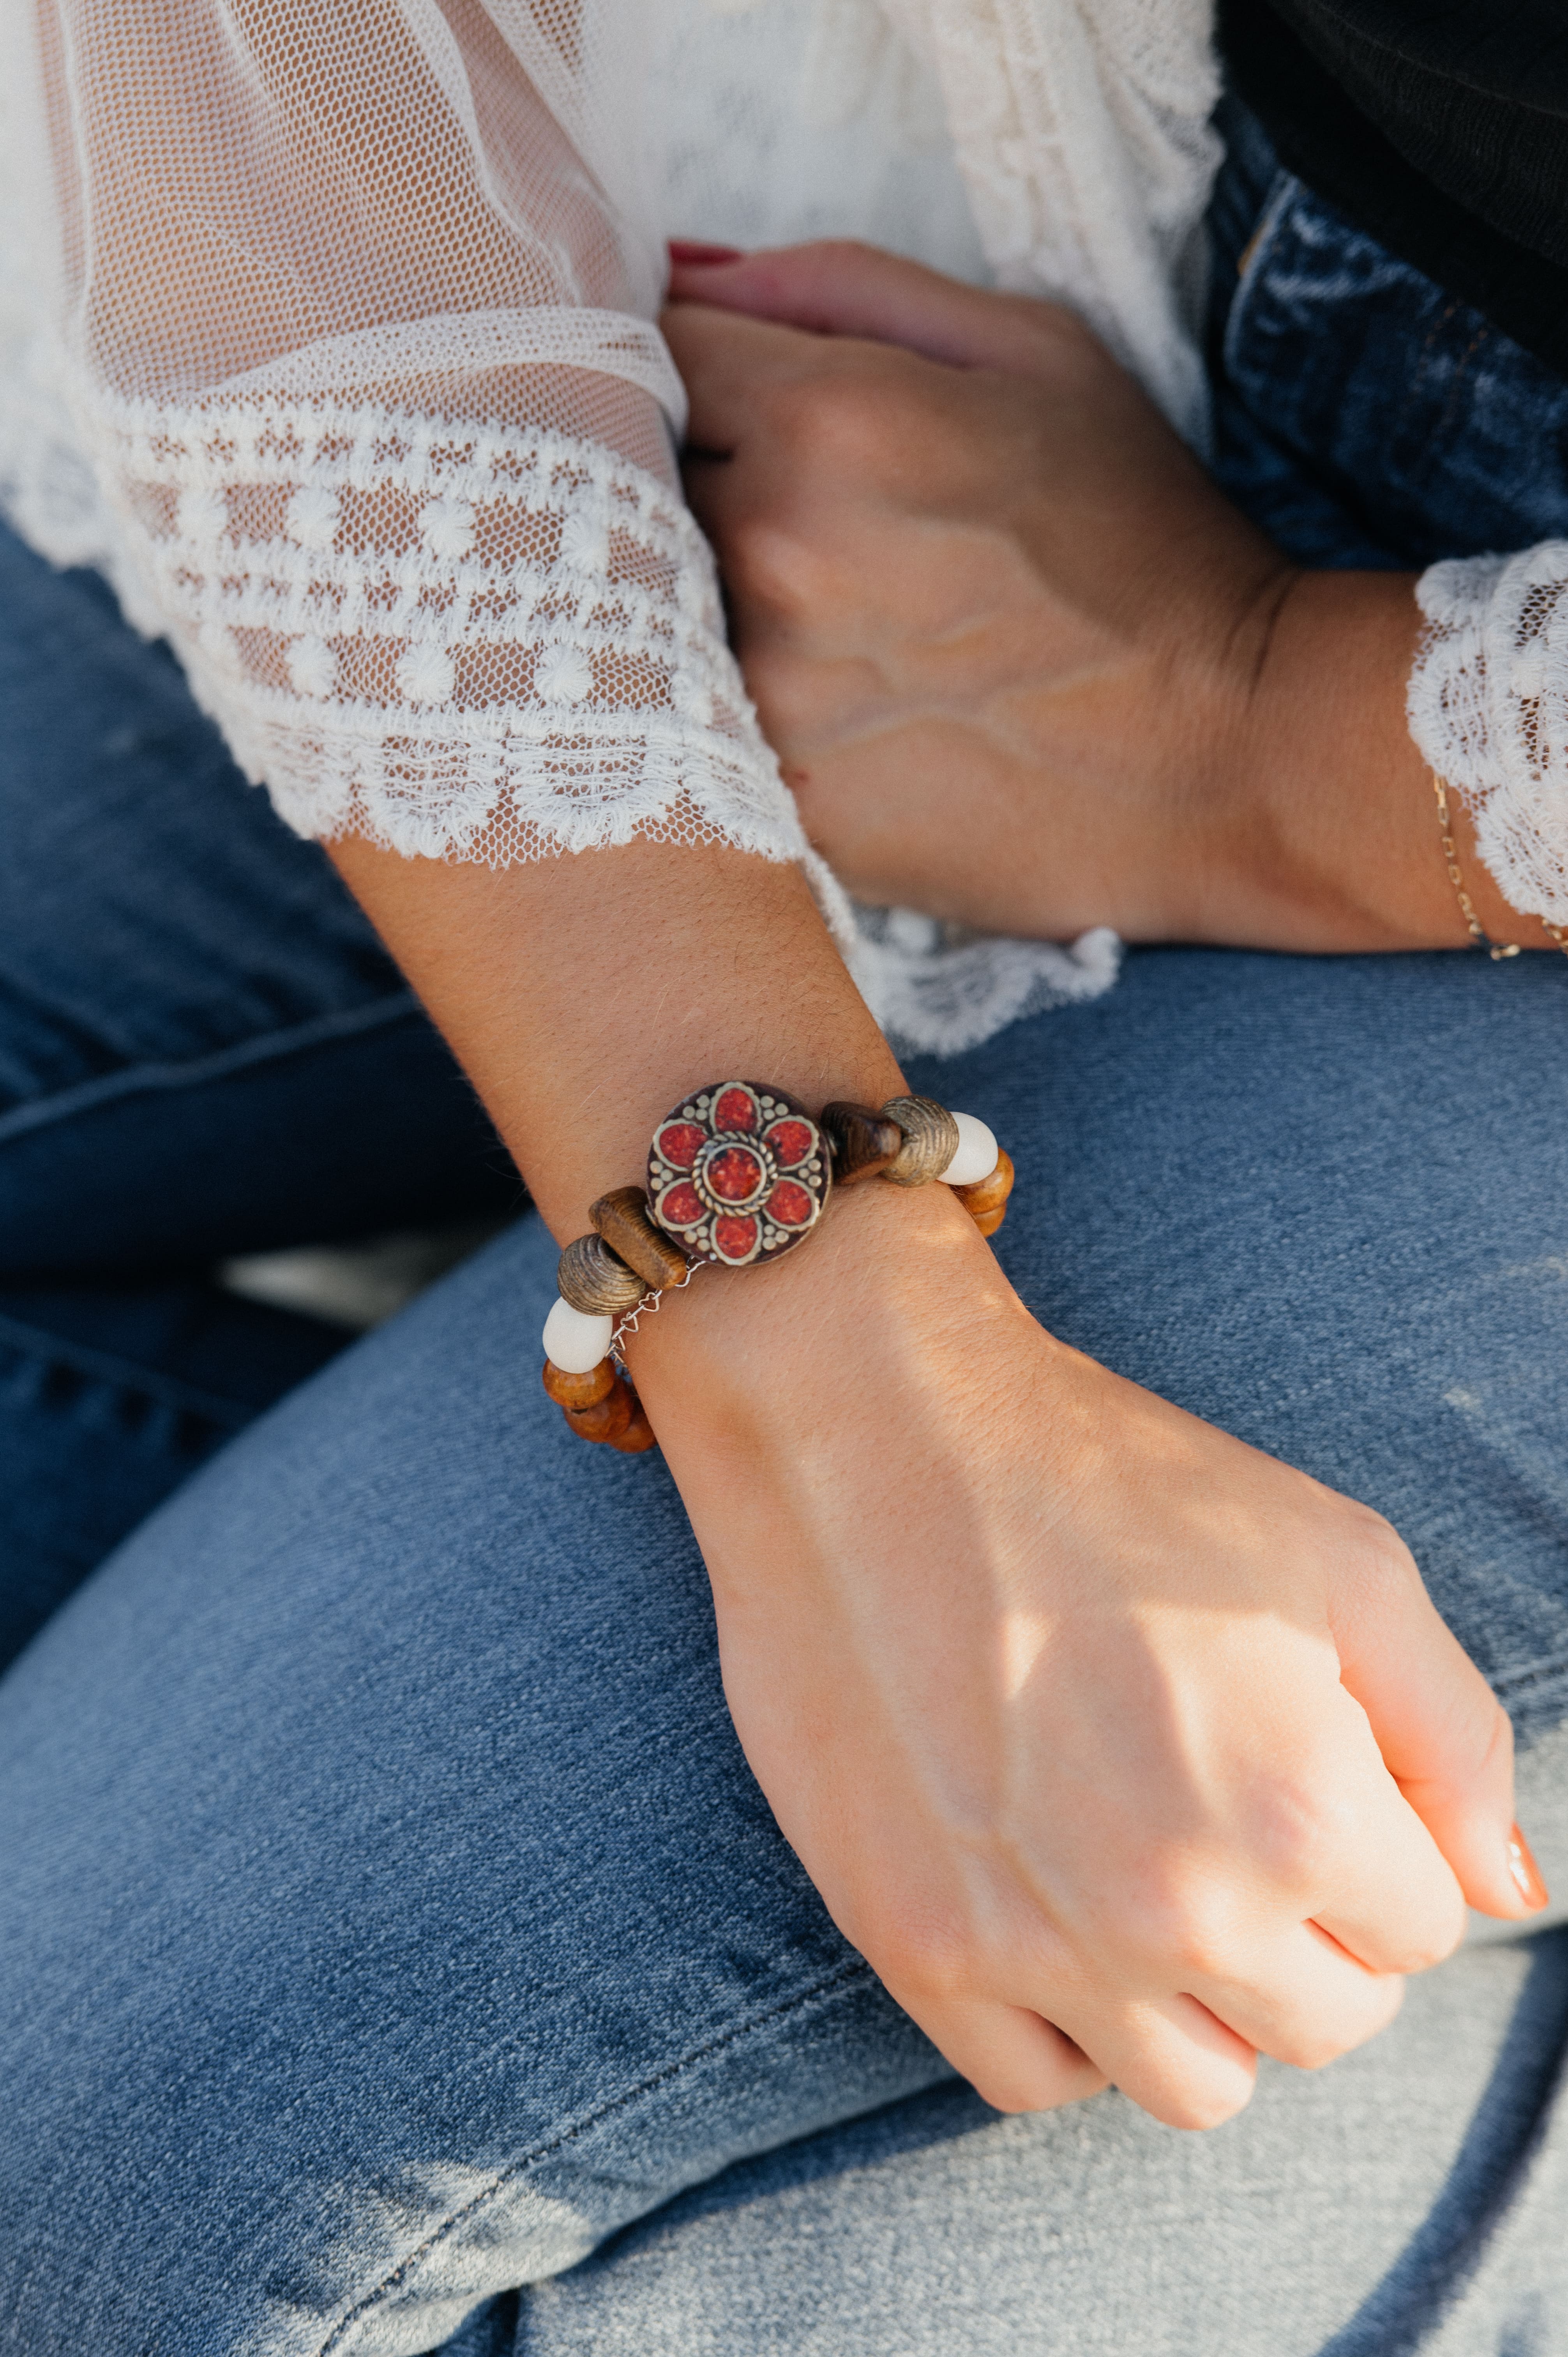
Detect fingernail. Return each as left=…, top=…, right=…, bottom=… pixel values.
left=1507, top=1825, right=1550, bottom=1911
left=668, top=240, right=745, bottom=267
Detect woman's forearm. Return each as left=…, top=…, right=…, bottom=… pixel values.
left=326, top=837, right=902, bottom=1242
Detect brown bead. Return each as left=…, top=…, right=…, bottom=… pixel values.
left=557, top=1232, right=646, bottom=1316
left=820, top=1101, right=904, bottom=1185
left=564, top=1382, right=634, bottom=1444
left=590, top=1185, right=691, bottom=1292
left=607, top=1394, right=658, bottom=1453
left=952, top=1146, right=1014, bottom=1226
left=970, top=1205, right=1007, bottom=1239
left=880, top=1095, right=960, bottom=1187
left=542, top=1357, right=615, bottom=1411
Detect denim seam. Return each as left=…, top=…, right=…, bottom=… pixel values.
left=313, top=1954, right=879, bottom=2357
left=0, top=1311, right=253, bottom=1428
left=0, top=991, right=424, bottom=1147
left=1221, top=167, right=1300, bottom=389
left=1433, top=322, right=1494, bottom=449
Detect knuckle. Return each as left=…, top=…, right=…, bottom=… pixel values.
left=1253, top=1780, right=1342, bottom=1894
left=766, top=369, right=890, bottom=468
left=722, top=513, right=821, bottom=614
left=1391, top=1910, right=1464, bottom=1977
left=1350, top=1509, right=1422, bottom=1595
left=802, top=235, right=881, bottom=277
left=1450, top=1684, right=1515, bottom=1789
left=1157, top=2075, right=1255, bottom=2133
left=1166, top=1914, right=1239, bottom=1985
left=1125, top=1866, right=1245, bottom=1984
left=1013, top=296, right=1101, bottom=368
left=873, top=1916, right=977, bottom=2009
left=1271, top=2021, right=1354, bottom=2074
left=1277, top=1981, right=1405, bottom=2073
left=972, top=2072, right=1048, bottom=2117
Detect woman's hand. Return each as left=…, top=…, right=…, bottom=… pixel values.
left=329, top=823, right=1541, bottom=2144
left=631, top=1176, right=1541, bottom=2128
left=663, top=241, right=1539, bottom=955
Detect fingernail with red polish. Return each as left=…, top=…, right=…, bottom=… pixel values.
left=1507, top=1825, right=1550, bottom=1910
left=668, top=240, right=745, bottom=267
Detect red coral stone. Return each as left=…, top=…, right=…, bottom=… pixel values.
left=766, top=1179, right=816, bottom=1228
left=657, top=1180, right=705, bottom=1230
left=712, top=1214, right=761, bottom=1263
left=705, top=1143, right=767, bottom=1204
left=712, top=1085, right=759, bottom=1134
left=764, top=1117, right=816, bottom=1170
left=654, top=1121, right=706, bottom=1171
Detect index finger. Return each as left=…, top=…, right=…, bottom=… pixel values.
left=660, top=301, right=830, bottom=456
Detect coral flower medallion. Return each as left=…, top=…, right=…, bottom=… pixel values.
left=648, top=1081, right=832, bottom=1267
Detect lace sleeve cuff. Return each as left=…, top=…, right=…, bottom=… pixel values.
left=81, top=389, right=811, bottom=871
left=1408, top=545, right=1568, bottom=928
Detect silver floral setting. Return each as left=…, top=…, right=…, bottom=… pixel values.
left=648, top=1081, right=830, bottom=1267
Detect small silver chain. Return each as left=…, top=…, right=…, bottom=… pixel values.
left=610, top=1260, right=705, bottom=1366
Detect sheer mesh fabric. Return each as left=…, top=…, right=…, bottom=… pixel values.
left=11, top=1, right=809, bottom=872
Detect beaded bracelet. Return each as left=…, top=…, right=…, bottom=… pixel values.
left=541, top=1082, right=1015, bottom=1454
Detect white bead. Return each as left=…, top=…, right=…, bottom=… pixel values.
left=543, top=1297, right=614, bottom=1374
left=941, top=1111, right=999, bottom=1188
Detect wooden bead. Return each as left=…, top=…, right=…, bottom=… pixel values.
left=607, top=1393, right=658, bottom=1453
left=971, top=1205, right=1008, bottom=1239
left=542, top=1357, right=615, bottom=1412
left=564, top=1382, right=634, bottom=1444
left=953, top=1147, right=1014, bottom=1231
left=590, top=1185, right=692, bottom=1292
left=880, top=1095, right=960, bottom=1187
left=820, top=1101, right=904, bottom=1184
left=557, top=1232, right=646, bottom=1316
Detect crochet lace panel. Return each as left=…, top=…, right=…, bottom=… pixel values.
left=83, top=390, right=807, bottom=869
left=1409, top=549, right=1568, bottom=930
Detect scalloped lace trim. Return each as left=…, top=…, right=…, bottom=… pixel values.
left=1409, top=548, right=1568, bottom=929
left=72, top=390, right=809, bottom=869
left=51, top=383, right=1120, bottom=1054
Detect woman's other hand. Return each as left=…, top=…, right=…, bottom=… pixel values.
left=663, top=241, right=1528, bottom=955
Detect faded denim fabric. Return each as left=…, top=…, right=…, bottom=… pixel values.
left=3, top=106, right=1568, bottom=2357
left=0, top=525, right=519, bottom=1661
left=1208, top=99, right=1568, bottom=572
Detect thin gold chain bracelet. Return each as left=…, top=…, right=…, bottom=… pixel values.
left=1432, top=772, right=1568, bottom=961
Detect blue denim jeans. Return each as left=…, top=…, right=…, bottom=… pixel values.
left=5, top=110, right=1568, bottom=2357
left=1205, top=98, right=1568, bottom=570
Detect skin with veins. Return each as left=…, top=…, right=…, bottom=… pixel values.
left=665, top=239, right=1554, bottom=956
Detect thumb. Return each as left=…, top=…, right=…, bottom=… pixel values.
left=1334, top=1536, right=1546, bottom=1920
left=667, top=236, right=1089, bottom=381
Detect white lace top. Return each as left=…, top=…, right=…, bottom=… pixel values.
left=2, top=2, right=1558, bottom=1053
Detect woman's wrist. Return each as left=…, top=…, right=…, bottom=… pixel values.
left=623, top=1167, right=1046, bottom=1531
left=327, top=833, right=904, bottom=1242
left=1220, top=567, right=1543, bottom=954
